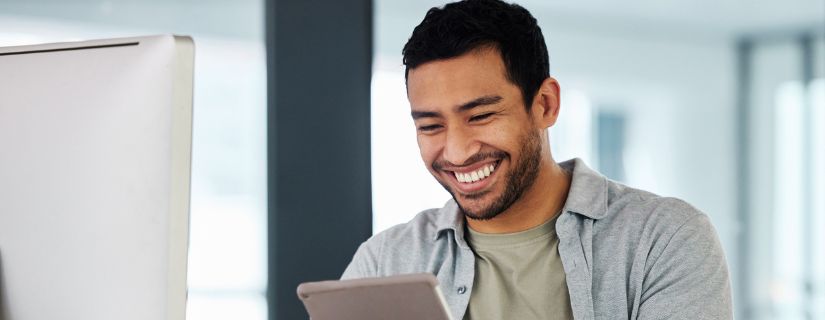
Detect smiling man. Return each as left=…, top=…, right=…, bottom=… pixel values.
left=342, top=0, right=733, bottom=319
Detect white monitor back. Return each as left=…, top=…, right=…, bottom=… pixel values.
left=0, top=35, right=194, bottom=320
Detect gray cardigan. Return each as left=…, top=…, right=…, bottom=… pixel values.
left=342, top=158, right=733, bottom=319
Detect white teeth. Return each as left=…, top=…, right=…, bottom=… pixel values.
left=455, top=162, right=498, bottom=184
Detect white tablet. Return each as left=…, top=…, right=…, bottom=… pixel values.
left=297, top=273, right=453, bottom=320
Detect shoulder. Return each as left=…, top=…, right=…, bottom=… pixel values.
left=598, top=180, right=726, bottom=273
left=589, top=180, right=724, bottom=269
left=608, top=182, right=733, bottom=317
left=603, top=180, right=706, bottom=234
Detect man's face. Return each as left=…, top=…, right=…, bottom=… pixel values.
left=407, top=48, right=545, bottom=220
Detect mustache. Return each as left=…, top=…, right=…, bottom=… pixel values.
left=432, top=151, right=507, bottom=171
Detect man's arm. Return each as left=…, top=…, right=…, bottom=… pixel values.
left=638, top=213, right=733, bottom=319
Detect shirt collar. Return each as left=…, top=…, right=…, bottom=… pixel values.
left=432, top=158, right=610, bottom=243
left=432, top=199, right=468, bottom=246
left=558, top=158, right=610, bottom=220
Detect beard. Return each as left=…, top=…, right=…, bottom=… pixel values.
left=433, top=129, right=543, bottom=221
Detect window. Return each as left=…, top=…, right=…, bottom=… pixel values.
left=771, top=78, right=824, bottom=318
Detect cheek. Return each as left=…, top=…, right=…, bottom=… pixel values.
left=416, top=135, right=439, bottom=167
left=475, top=123, right=533, bottom=162
left=473, top=122, right=514, bottom=149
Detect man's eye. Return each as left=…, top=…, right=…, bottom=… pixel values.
left=418, top=124, right=442, bottom=132
left=470, top=113, right=494, bottom=122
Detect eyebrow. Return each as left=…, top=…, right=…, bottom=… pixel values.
left=411, top=95, right=503, bottom=120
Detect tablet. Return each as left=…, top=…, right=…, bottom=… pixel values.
left=297, top=273, right=453, bottom=320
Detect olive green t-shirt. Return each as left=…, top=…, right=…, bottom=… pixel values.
left=463, top=215, right=573, bottom=320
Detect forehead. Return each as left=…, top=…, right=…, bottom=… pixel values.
left=407, top=48, right=517, bottom=111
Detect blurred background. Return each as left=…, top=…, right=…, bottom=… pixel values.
left=0, top=1, right=268, bottom=319
left=1, top=0, right=822, bottom=319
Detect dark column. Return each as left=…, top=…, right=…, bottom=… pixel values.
left=265, top=0, right=373, bottom=319
left=735, top=38, right=753, bottom=320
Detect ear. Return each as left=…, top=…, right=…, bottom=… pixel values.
left=530, top=77, right=561, bottom=128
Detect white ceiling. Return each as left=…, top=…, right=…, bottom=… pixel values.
left=380, top=0, right=824, bottom=46
left=524, top=0, right=824, bottom=37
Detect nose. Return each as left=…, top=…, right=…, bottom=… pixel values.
left=442, top=126, right=480, bottom=166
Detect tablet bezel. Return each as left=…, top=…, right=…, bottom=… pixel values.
left=297, top=273, right=453, bottom=320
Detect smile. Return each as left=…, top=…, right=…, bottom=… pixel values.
left=453, top=162, right=496, bottom=183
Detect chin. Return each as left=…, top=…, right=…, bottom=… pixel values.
left=433, top=171, right=508, bottom=220
left=455, top=194, right=503, bottom=221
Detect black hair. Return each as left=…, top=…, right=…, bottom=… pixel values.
left=402, top=0, right=550, bottom=109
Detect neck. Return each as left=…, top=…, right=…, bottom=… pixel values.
left=465, top=159, right=571, bottom=234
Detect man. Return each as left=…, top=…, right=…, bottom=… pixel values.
left=342, top=0, right=733, bottom=319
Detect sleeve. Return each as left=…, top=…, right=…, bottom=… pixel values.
left=340, top=234, right=383, bottom=280
left=637, top=213, right=733, bottom=320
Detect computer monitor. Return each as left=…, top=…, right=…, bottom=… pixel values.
left=0, top=35, right=194, bottom=320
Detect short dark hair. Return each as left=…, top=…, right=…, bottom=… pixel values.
left=402, top=0, right=550, bottom=109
